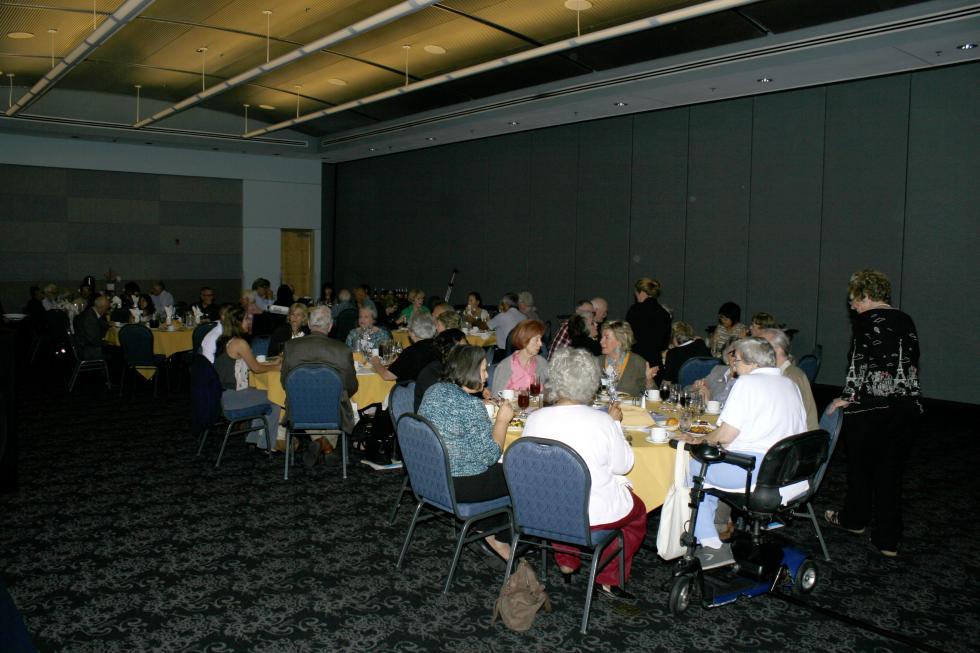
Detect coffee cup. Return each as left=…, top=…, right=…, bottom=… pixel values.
left=500, top=389, right=516, bottom=401
left=485, top=403, right=498, bottom=420
left=256, top=355, right=267, bottom=363
left=645, top=388, right=660, bottom=401
left=707, top=400, right=721, bottom=414
left=650, top=427, right=668, bottom=443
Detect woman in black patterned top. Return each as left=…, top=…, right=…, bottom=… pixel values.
left=824, top=269, right=921, bottom=557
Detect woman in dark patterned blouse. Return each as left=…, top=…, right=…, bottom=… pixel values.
left=825, top=269, right=921, bottom=557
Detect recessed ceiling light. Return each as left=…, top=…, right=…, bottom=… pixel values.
left=614, top=101, right=628, bottom=107
left=757, top=77, right=772, bottom=83
left=327, top=78, right=347, bottom=86
left=564, top=0, right=593, bottom=10
left=369, top=147, right=377, bottom=151
left=7, top=32, right=35, bottom=39
left=424, top=44, right=446, bottom=55
left=425, top=137, right=436, bottom=141
left=258, top=104, right=276, bottom=110
left=508, top=121, right=519, bottom=126
left=957, top=42, right=977, bottom=50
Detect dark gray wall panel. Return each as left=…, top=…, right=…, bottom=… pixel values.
left=529, top=125, right=580, bottom=324
left=68, top=253, right=160, bottom=282
left=68, top=222, right=161, bottom=253
left=0, top=193, right=66, bottom=222
left=320, top=163, right=336, bottom=286
left=684, top=99, right=753, bottom=334
left=159, top=226, right=240, bottom=255
left=574, top=117, right=634, bottom=320
left=68, top=169, right=160, bottom=200
left=748, top=88, right=826, bottom=358
left=629, top=108, right=690, bottom=319
left=484, top=134, right=533, bottom=302
left=0, top=253, right=69, bottom=281
left=67, top=197, right=160, bottom=224
left=0, top=164, right=66, bottom=195
left=902, top=64, right=980, bottom=403
left=443, top=140, right=490, bottom=306
left=817, top=75, right=910, bottom=385
left=160, top=201, right=241, bottom=227
left=160, top=176, right=241, bottom=204
left=0, top=222, right=67, bottom=252
left=159, top=254, right=241, bottom=280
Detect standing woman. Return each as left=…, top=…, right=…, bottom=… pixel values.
left=825, top=269, right=921, bottom=557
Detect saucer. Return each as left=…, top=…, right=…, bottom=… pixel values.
left=645, top=436, right=670, bottom=445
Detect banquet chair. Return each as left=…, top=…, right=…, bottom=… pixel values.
left=790, top=405, right=844, bottom=560
left=503, top=437, right=626, bottom=634
left=395, top=413, right=513, bottom=593
left=797, top=355, right=820, bottom=385
left=387, top=381, right=416, bottom=525
left=67, top=337, right=110, bottom=393
left=118, top=324, right=165, bottom=397
left=42, top=309, right=73, bottom=362
left=190, top=354, right=223, bottom=445
left=251, top=335, right=271, bottom=357
left=192, top=322, right=217, bottom=354
left=678, top=356, right=721, bottom=388
left=283, top=364, right=346, bottom=480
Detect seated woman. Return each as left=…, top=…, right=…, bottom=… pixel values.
left=132, top=293, right=155, bottom=323
left=317, top=282, right=333, bottom=306
left=370, top=312, right=437, bottom=382
left=396, top=288, right=429, bottom=325
left=463, top=291, right=489, bottom=329
left=676, top=337, right=806, bottom=555
left=709, top=302, right=748, bottom=358
left=688, top=342, right=738, bottom=404
left=656, top=321, right=711, bottom=385
left=598, top=320, right=653, bottom=397
left=415, top=328, right=468, bottom=411
left=214, top=305, right=283, bottom=453
left=567, top=313, right=601, bottom=356
left=419, top=345, right=515, bottom=560
left=522, top=347, right=647, bottom=599
left=345, top=305, right=392, bottom=353
left=274, top=284, right=295, bottom=307
left=490, top=319, right=549, bottom=395
left=268, top=302, right=310, bottom=358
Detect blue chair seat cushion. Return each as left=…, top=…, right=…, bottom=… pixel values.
left=221, top=389, right=273, bottom=420
left=455, top=495, right=511, bottom=518
left=291, top=421, right=341, bottom=430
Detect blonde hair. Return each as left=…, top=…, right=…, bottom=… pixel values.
left=602, top=320, right=635, bottom=351
left=634, top=278, right=661, bottom=298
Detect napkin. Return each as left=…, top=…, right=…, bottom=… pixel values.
left=192, top=306, right=203, bottom=321
left=111, top=296, right=123, bottom=309
left=129, top=308, right=141, bottom=322
left=164, top=306, right=175, bottom=322
left=620, top=405, right=655, bottom=428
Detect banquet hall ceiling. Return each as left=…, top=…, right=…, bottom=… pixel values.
left=0, top=0, right=976, bottom=158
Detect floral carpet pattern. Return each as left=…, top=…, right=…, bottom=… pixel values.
left=1, top=381, right=977, bottom=652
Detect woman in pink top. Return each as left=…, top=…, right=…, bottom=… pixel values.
left=490, top=320, right=549, bottom=395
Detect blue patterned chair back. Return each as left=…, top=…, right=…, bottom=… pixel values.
left=389, top=382, right=416, bottom=426
left=190, top=354, right=222, bottom=433
left=503, top=437, right=596, bottom=547
left=797, top=355, right=819, bottom=384
left=678, top=356, right=721, bottom=388
left=396, top=414, right=456, bottom=513
left=749, top=430, right=829, bottom=513
left=192, top=322, right=217, bottom=354
left=283, top=364, right=343, bottom=430
left=812, top=405, right=844, bottom=491
left=251, top=335, right=271, bottom=357
left=119, top=324, right=156, bottom=365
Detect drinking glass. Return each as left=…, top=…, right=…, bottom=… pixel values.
left=517, top=390, right=530, bottom=418
left=661, top=380, right=672, bottom=405
left=529, top=376, right=541, bottom=398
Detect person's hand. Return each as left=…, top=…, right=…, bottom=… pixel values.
left=608, top=401, right=623, bottom=422
left=481, top=387, right=492, bottom=401
left=370, top=355, right=383, bottom=368
left=495, top=400, right=515, bottom=425
left=828, top=398, right=849, bottom=413
left=692, top=380, right=710, bottom=402
left=645, top=363, right=659, bottom=385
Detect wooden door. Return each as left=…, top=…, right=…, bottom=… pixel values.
left=280, top=229, right=313, bottom=298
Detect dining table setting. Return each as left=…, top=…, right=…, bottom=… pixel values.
left=250, top=352, right=396, bottom=411
left=391, top=327, right=495, bottom=349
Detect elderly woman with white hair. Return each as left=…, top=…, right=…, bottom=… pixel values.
left=370, top=311, right=437, bottom=382
left=517, top=290, right=540, bottom=322
left=521, top=347, right=647, bottom=600
left=345, top=304, right=392, bottom=354
left=675, top=337, right=806, bottom=562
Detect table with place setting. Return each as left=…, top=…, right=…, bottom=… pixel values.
left=104, top=322, right=194, bottom=358
left=391, top=327, right=496, bottom=349
left=250, top=352, right=396, bottom=410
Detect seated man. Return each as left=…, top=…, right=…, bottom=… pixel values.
left=251, top=278, right=274, bottom=312
left=149, top=281, right=174, bottom=314
left=676, top=337, right=805, bottom=559
left=191, top=287, right=221, bottom=322
left=548, top=299, right=595, bottom=360
left=281, top=306, right=359, bottom=441
left=487, top=293, right=526, bottom=363
left=370, top=312, right=437, bottom=382
left=73, top=295, right=110, bottom=361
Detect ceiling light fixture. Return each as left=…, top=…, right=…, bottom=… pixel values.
left=565, top=0, right=592, bottom=37
left=424, top=44, right=446, bottom=55
left=957, top=42, right=976, bottom=50
left=369, top=147, right=377, bottom=151
left=262, top=10, right=272, bottom=63
left=259, top=104, right=275, bottom=110
left=425, top=136, right=435, bottom=141
left=758, top=77, right=772, bottom=83
left=327, top=78, right=347, bottom=86
left=6, top=32, right=35, bottom=39
left=402, top=44, right=412, bottom=86
left=134, top=84, right=141, bottom=122
left=196, top=47, right=208, bottom=92
left=243, top=103, right=250, bottom=134
left=614, top=101, right=628, bottom=106
left=508, top=121, right=519, bottom=125
left=47, top=28, right=58, bottom=68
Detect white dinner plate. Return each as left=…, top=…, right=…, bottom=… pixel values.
left=3, top=313, right=26, bottom=321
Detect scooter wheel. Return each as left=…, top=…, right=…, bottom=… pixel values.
left=669, top=576, right=694, bottom=615
left=792, top=559, right=818, bottom=595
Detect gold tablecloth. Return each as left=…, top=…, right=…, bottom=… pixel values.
left=251, top=367, right=395, bottom=409
left=105, top=325, right=193, bottom=357
left=501, top=403, right=716, bottom=512
left=391, top=328, right=496, bottom=348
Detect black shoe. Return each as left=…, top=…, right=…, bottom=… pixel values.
left=473, top=540, right=508, bottom=570
left=594, top=585, right=636, bottom=602
left=302, top=438, right=320, bottom=468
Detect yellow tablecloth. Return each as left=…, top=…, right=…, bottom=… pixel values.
left=105, top=325, right=193, bottom=358
left=501, top=404, right=716, bottom=512
left=251, top=368, right=395, bottom=409
left=392, top=328, right=496, bottom=348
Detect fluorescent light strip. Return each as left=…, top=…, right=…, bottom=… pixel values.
left=133, top=0, right=440, bottom=128
left=243, top=0, right=761, bottom=138
left=5, top=0, right=156, bottom=116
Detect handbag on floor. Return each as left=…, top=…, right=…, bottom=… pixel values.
left=492, top=559, right=552, bottom=632
left=656, top=442, right=693, bottom=561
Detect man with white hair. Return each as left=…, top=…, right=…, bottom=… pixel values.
left=591, top=297, right=609, bottom=332
left=281, top=306, right=359, bottom=435
left=548, top=298, right=595, bottom=360
left=371, top=311, right=438, bottom=381
left=761, top=328, right=819, bottom=430
left=517, top=291, right=540, bottom=321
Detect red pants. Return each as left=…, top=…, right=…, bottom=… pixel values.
left=553, top=492, right=647, bottom=587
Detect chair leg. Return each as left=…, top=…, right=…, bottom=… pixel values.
left=397, top=501, right=426, bottom=569
left=443, top=517, right=474, bottom=594
left=504, top=534, right=521, bottom=580
left=581, top=542, right=605, bottom=635
left=284, top=428, right=291, bottom=480
left=387, top=475, right=410, bottom=526
left=102, top=362, right=110, bottom=389
left=119, top=367, right=126, bottom=396
left=341, top=432, right=348, bottom=480
left=68, top=363, right=80, bottom=392
left=197, top=427, right=210, bottom=455
left=807, top=502, right=831, bottom=561
left=216, top=421, right=234, bottom=468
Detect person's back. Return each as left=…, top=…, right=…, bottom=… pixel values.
left=723, top=369, right=806, bottom=456
left=281, top=331, right=358, bottom=432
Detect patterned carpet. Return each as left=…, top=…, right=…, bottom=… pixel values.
left=1, top=372, right=978, bottom=652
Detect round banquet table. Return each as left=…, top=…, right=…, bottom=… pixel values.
left=105, top=324, right=194, bottom=358
left=502, top=402, right=717, bottom=512
left=250, top=360, right=395, bottom=410
left=391, top=328, right=495, bottom=349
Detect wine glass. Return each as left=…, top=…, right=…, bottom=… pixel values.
left=517, top=390, right=530, bottom=418
left=660, top=380, right=672, bottom=406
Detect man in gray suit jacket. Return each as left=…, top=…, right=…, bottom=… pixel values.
left=280, top=306, right=359, bottom=433
left=73, top=295, right=110, bottom=361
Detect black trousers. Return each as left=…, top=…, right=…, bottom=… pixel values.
left=839, top=400, right=919, bottom=551
left=453, top=463, right=511, bottom=540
